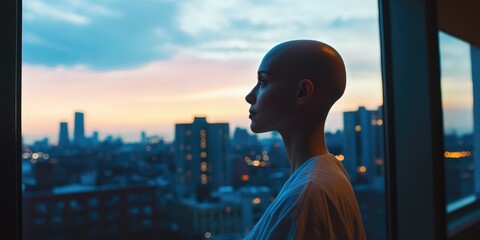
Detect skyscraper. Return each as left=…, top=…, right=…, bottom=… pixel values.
left=74, top=112, right=85, bottom=145
left=174, top=117, right=230, bottom=199
left=141, top=131, right=147, bottom=144
left=343, top=106, right=385, bottom=182
left=58, top=122, right=70, bottom=147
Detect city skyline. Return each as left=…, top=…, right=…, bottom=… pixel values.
left=23, top=105, right=475, bottom=146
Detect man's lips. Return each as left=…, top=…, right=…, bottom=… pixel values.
left=249, top=110, right=257, bottom=118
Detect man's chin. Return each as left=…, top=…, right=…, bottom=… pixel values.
left=250, top=123, right=269, bottom=134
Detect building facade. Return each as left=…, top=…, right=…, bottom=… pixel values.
left=343, top=106, right=385, bottom=182
left=74, top=112, right=85, bottom=146
left=174, top=117, right=230, bottom=198
left=58, top=122, right=70, bottom=147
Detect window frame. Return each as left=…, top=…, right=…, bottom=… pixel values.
left=446, top=45, right=480, bottom=239
left=379, top=0, right=446, bottom=239
left=0, top=0, right=22, bottom=239
left=380, top=0, right=480, bottom=239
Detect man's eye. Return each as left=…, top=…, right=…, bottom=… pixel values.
left=258, top=79, right=267, bottom=87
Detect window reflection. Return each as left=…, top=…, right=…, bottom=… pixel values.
left=439, top=31, right=478, bottom=210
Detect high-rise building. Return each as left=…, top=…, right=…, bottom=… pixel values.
left=23, top=185, right=158, bottom=240
left=92, top=131, right=99, bottom=145
left=174, top=198, right=244, bottom=239
left=343, top=106, right=385, bottom=182
left=141, top=131, right=147, bottom=144
left=232, top=127, right=250, bottom=148
left=58, top=122, right=70, bottom=147
left=174, top=117, right=230, bottom=198
left=74, top=112, right=85, bottom=145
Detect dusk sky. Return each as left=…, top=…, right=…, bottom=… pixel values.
left=22, top=0, right=473, bottom=144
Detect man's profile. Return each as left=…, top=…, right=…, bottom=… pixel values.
left=244, top=40, right=366, bottom=239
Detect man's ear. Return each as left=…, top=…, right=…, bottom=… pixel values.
left=296, top=79, right=314, bottom=105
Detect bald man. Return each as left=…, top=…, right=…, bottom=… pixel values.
left=245, top=40, right=366, bottom=240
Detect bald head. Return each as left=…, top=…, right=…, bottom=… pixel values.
left=258, top=40, right=346, bottom=118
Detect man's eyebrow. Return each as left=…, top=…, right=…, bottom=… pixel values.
left=257, top=71, right=273, bottom=78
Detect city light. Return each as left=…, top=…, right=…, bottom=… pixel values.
left=335, top=155, right=345, bottom=161
left=252, top=160, right=260, bottom=167
left=201, top=162, right=208, bottom=172
left=357, top=166, right=367, bottom=174
left=444, top=151, right=472, bottom=159
left=201, top=174, right=208, bottom=184
left=241, top=175, right=250, bottom=181
left=204, top=232, right=212, bottom=238
left=355, top=125, right=362, bottom=132
left=252, top=198, right=261, bottom=205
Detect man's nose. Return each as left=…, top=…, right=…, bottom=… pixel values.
left=245, top=89, right=256, bottom=104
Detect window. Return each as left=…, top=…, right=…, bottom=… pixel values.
left=439, top=32, right=476, bottom=209
left=8, top=0, right=480, bottom=239
left=19, top=1, right=386, bottom=239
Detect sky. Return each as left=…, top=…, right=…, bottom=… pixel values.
left=22, top=0, right=473, bottom=144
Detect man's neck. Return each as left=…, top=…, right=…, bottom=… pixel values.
left=279, top=124, right=328, bottom=174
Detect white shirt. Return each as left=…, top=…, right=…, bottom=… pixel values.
left=244, top=154, right=366, bottom=240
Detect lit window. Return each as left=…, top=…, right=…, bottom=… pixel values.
left=357, top=166, right=367, bottom=174
left=355, top=125, right=362, bottom=132
left=201, top=162, right=208, bottom=171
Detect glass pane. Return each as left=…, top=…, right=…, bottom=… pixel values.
left=438, top=31, right=478, bottom=212
left=22, top=0, right=385, bottom=239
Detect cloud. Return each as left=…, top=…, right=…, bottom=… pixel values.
left=175, top=0, right=377, bottom=37
left=439, top=32, right=472, bottom=80
left=23, top=0, right=381, bottom=71
left=169, top=0, right=382, bottom=77
left=23, top=0, right=181, bottom=70
left=23, top=0, right=119, bottom=25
